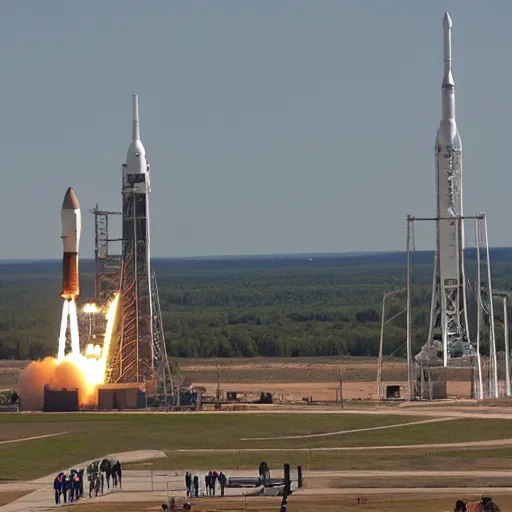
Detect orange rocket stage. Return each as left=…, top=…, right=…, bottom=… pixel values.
left=61, top=252, right=79, bottom=300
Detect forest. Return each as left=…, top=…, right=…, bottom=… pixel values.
left=1, top=248, right=512, bottom=360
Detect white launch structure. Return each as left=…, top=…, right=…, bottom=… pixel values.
left=430, top=12, right=473, bottom=363
left=104, top=95, right=174, bottom=397
left=408, top=13, right=499, bottom=399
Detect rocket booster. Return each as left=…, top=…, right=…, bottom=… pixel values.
left=435, top=11, right=463, bottom=279
left=61, top=187, right=81, bottom=300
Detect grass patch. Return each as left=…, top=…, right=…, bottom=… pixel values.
left=3, top=413, right=512, bottom=479
left=251, top=418, right=512, bottom=448
left=64, top=494, right=512, bottom=512
left=0, top=413, right=418, bottom=480
left=130, top=445, right=512, bottom=472
left=0, top=490, right=30, bottom=506
left=0, top=423, right=68, bottom=442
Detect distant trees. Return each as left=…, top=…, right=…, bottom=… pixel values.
left=0, top=253, right=511, bottom=359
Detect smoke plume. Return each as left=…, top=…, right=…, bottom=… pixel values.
left=18, top=357, right=97, bottom=410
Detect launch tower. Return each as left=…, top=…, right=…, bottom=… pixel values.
left=112, top=94, right=153, bottom=384
left=101, top=94, right=174, bottom=396
left=410, top=13, right=498, bottom=398
left=419, top=13, right=473, bottom=364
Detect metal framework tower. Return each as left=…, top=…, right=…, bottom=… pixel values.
left=151, top=270, right=176, bottom=397
left=91, top=205, right=122, bottom=305
left=421, top=13, right=475, bottom=365
left=409, top=214, right=498, bottom=399
left=99, top=94, right=174, bottom=400
left=112, top=94, right=154, bottom=384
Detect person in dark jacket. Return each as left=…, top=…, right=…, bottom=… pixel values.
left=193, top=475, right=199, bottom=497
left=53, top=476, right=61, bottom=504
left=78, top=468, right=84, bottom=497
left=204, top=473, right=210, bottom=496
left=61, top=474, right=68, bottom=504
left=185, top=471, right=192, bottom=497
left=117, top=463, right=123, bottom=489
left=211, top=471, right=217, bottom=496
left=219, top=472, right=227, bottom=497
left=454, top=500, right=467, bottom=512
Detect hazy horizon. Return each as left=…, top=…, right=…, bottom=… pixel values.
left=1, top=1, right=511, bottom=259
left=1, top=246, right=512, bottom=264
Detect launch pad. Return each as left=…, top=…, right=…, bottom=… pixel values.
left=377, top=13, right=511, bottom=402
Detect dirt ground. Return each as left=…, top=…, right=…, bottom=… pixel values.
left=194, top=380, right=472, bottom=401
left=61, top=495, right=512, bottom=512
left=0, top=491, right=29, bottom=507
left=0, top=359, right=475, bottom=401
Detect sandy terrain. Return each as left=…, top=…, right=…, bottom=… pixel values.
left=194, top=380, right=473, bottom=401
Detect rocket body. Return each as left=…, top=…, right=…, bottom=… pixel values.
left=431, top=12, right=471, bottom=363
left=61, top=187, right=81, bottom=300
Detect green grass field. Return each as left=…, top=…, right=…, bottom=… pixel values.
left=127, top=444, right=512, bottom=472
left=2, top=412, right=512, bottom=480
left=0, top=413, right=420, bottom=479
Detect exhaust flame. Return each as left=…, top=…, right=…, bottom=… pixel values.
left=83, top=303, right=99, bottom=314
left=19, top=294, right=119, bottom=410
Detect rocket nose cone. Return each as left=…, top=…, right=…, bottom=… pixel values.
left=62, top=187, right=80, bottom=210
left=443, top=12, right=452, bottom=28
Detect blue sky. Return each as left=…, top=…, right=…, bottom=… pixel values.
left=0, top=1, right=509, bottom=259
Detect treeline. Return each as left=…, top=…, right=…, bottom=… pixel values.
left=0, top=250, right=511, bottom=359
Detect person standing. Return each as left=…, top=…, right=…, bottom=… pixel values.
left=204, top=473, right=210, bottom=496
left=219, top=472, right=226, bottom=497
left=53, top=476, right=60, bottom=505
left=185, top=471, right=192, bottom=497
left=193, top=475, right=199, bottom=498
left=211, top=471, right=217, bottom=496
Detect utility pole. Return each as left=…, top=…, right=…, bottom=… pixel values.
left=216, top=366, right=221, bottom=409
left=338, top=370, right=343, bottom=408
left=406, top=216, right=414, bottom=401
left=504, top=294, right=511, bottom=397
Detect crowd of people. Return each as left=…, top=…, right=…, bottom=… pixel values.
left=184, top=470, right=227, bottom=498
left=53, top=469, right=84, bottom=504
left=52, top=459, right=123, bottom=505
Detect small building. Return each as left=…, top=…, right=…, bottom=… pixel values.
left=43, top=385, right=79, bottom=412
left=97, top=383, right=146, bottom=410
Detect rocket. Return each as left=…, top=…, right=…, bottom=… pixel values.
left=431, top=11, right=471, bottom=364
left=436, top=12, right=461, bottom=158
left=124, top=94, right=150, bottom=178
left=61, top=187, right=82, bottom=301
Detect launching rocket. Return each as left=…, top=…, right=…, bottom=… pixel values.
left=61, top=187, right=81, bottom=301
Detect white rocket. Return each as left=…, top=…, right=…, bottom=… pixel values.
left=123, top=94, right=150, bottom=188
left=430, top=12, right=471, bottom=365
